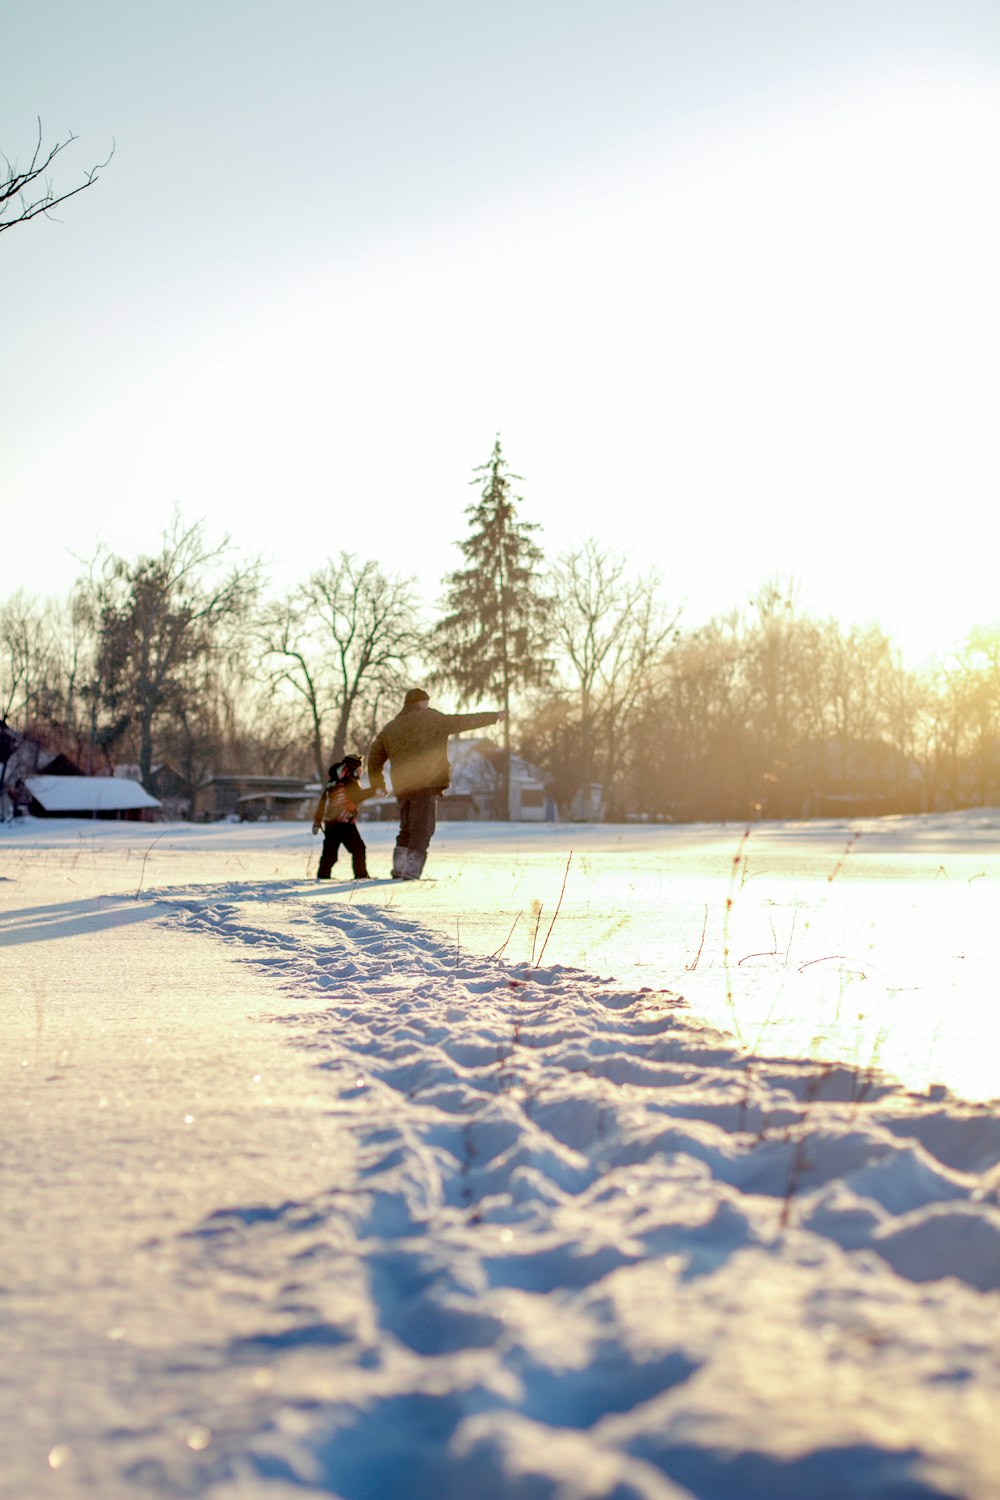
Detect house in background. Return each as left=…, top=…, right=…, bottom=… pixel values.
left=0, top=737, right=157, bottom=821
left=1, top=721, right=553, bottom=825
left=199, top=773, right=317, bottom=821
left=4, top=739, right=95, bottom=794
left=147, top=763, right=197, bottom=819
left=233, top=785, right=320, bottom=821
left=446, top=739, right=554, bottom=821
left=24, top=774, right=161, bottom=821
left=102, top=765, right=316, bottom=821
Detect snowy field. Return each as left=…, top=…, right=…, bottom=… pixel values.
left=3, top=811, right=1000, bottom=1500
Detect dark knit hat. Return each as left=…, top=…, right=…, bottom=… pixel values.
left=403, top=688, right=430, bottom=706
left=329, top=754, right=363, bottom=780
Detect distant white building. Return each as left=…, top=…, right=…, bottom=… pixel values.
left=448, top=739, right=554, bottom=822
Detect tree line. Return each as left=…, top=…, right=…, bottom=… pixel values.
left=3, top=440, right=999, bottom=822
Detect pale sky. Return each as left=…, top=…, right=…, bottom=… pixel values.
left=2, top=0, right=998, bottom=666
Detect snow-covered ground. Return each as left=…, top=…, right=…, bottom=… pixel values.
left=3, top=811, right=999, bottom=1499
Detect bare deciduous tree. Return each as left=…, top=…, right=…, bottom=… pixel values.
left=0, top=592, right=62, bottom=725
left=257, top=554, right=421, bottom=780
left=85, top=514, right=259, bottom=787
left=941, top=627, right=1000, bottom=806
left=1, top=119, right=113, bottom=235
left=643, top=616, right=750, bottom=821
left=548, top=539, right=679, bottom=818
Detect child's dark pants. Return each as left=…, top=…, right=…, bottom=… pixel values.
left=318, top=821, right=369, bottom=879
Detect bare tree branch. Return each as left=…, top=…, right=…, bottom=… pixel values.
left=1, top=119, right=114, bottom=235
left=255, top=554, right=421, bottom=779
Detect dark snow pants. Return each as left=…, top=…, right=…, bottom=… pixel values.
left=317, top=820, right=369, bottom=879
left=395, top=790, right=437, bottom=857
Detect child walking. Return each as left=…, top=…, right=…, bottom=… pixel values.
left=311, top=755, right=375, bottom=880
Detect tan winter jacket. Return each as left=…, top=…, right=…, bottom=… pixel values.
left=367, top=704, right=501, bottom=798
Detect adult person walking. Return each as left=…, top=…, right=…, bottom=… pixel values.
left=367, top=688, right=505, bottom=880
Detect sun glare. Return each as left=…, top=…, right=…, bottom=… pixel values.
left=70, top=69, right=1000, bottom=667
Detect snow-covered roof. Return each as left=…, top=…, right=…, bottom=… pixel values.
left=25, top=775, right=161, bottom=812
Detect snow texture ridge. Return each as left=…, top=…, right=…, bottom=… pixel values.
left=138, top=878, right=1000, bottom=1500
left=3, top=816, right=999, bottom=1500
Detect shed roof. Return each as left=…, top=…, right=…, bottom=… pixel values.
left=25, top=775, right=161, bottom=812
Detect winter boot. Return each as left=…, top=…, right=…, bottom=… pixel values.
left=391, top=844, right=408, bottom=879
left=403, top=848, right=426, bottom=880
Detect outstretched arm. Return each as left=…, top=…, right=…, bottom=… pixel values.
left=442, top=709, right=506, bottom=733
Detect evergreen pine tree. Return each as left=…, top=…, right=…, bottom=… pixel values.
left=431, top=437, right=551, bottom=817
